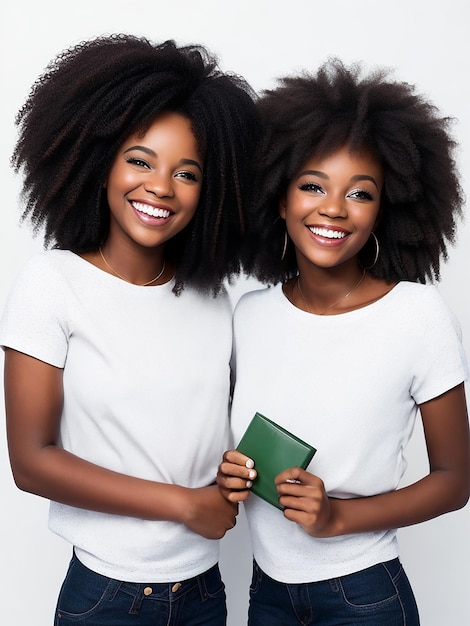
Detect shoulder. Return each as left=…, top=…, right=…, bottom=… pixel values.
left=4, top=250, right=71, bottom=295
left=231, top=286, right=281, bottom=337
left=395, top=281, right=457, bottom=314
left=1, top=250, right=92, bottom=322
left=384, top=281, right=450, bottom=313
left=390, top=281, right=463, bottom=338
left=234, top=285, right=277, bottom=315
left=14, top=249, right=76, bottom=280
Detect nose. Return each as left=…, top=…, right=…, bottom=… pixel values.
left=318, top=193, right=347, bottom=218
left=144, top=172, right=174, bottom=198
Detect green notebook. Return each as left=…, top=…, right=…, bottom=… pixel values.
left=236, top=412, right=317, bottom=510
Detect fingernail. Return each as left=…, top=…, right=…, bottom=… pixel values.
left=248, top=470, right=256, bottom=479
left=245, top=459, right=254, bottom=469
left=246, top=480, right=252, bottom=488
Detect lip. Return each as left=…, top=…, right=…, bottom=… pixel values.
left=306, top=224, right=350, bottom=246
left=130, top=200, right=174, bottom=225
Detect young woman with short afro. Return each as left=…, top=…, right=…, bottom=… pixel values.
left=218, top=59, right=469, bottom=626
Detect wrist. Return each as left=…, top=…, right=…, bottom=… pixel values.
left=323, top=498, right=345, bottom=537
left=150, top=483, right=193, bottom=524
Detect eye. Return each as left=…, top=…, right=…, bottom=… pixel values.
left=175, top=170, right=199, bottom=182
left=348, top=188, right=375, bottom=201
left=125, top=157, right=151, bottom=169
left=299, top=182, right=325, bottom=194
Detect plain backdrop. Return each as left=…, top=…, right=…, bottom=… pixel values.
left=1, top=1, right=469, bottom=624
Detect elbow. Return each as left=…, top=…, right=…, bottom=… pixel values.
left=11, top=468, right=35, bottom=494
left=453, top=489, right=470, bottom=512
left=8, top=441, right=61, bottom=498
left=433, top=463, right=470, bottom=514
left=9, top=460, right=42, bottom=495
left=446, top=480, right=470, bottom=513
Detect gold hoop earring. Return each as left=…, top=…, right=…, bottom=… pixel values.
left=281, top=230, right=288, bottom=261
left=363, top=232, right=379, bottom=270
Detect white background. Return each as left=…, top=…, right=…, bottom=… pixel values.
left=1, top=1, right=469, bottom=624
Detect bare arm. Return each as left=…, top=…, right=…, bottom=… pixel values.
left=217, top=384, right=469, bottom=536
left=276, top=383, right=470, bottom=537
left=5, top=348, right=237, bottom=539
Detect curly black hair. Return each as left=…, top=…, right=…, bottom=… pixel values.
left=244, top=58, right=464, bottom=285
left=12, top=33, right=260, bottom=293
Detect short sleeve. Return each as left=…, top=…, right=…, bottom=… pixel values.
left=409, top=286, right=468, bottom=404
left=0, top=253, right=70, bottom=367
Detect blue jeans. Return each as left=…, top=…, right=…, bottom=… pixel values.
left=54, top=553, right=227, bottom=625
left=248, top=558, right=420, bottom=625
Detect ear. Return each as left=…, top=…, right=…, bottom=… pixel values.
left=278, top=193, right=287, bottom=220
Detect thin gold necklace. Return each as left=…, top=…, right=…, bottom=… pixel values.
left=296, top=269, right=366, bottom=315
left=99, top=247, right=166, bottom=286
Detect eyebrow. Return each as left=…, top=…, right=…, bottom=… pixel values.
left=123, top=145, right=203, bottom=173
left=299, top=170, right=380, bottom=190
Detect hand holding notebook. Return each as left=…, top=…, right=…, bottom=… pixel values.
left=236, top=412, right=317, bottom=509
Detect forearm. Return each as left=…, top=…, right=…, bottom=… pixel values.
left=280, top=386, right=470, bottom=539
left=4, top=350, right=236, bottom=539
left=12, top=444, right=192, bottom=523
left=328, top=470, right=469, bottom=537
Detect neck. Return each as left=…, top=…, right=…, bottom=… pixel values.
left=98, top=245, right=166, bottom=286
left=296, top=268, right=366, bottom=315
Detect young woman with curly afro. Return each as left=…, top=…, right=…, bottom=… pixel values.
left=217, top=58, right=469, bottom=626
left=0, top=33, right=260, bottom=626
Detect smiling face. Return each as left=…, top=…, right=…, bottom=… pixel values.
left=104, top=111, right=203, bottom=254
left=280, top=145, right=384, bottom=273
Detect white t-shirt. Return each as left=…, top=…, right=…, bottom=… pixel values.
left=230, top=281, right=468, bottom=583
left=0, top=250, right=232, bottom=582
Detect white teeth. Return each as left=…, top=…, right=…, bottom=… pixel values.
left=132, top=202, right=170, bottom=218
left=309, top=226, right=346, bottom=239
